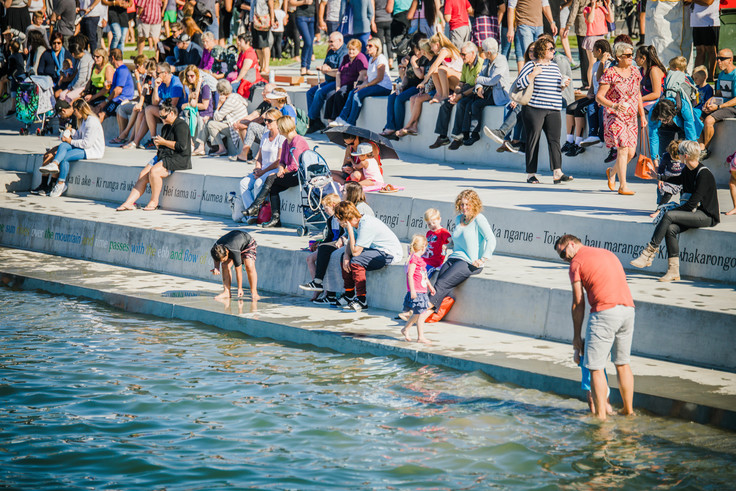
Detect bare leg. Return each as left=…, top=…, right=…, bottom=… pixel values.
left=145, top=162, right=169, bottom=208
left=561, top=31, right=573, bottom=63
left=702, top=115, right=715, bottom=148
left=401, top=314, right=417, bottom=341
left=404, top=93, right=431, bottom=131
left=243, top=257, right=260, bottom=300
left=130, top=110, right=150, bottom=146
left=574, top=116, right=586, bottom=137
left=615, top=363, right=635, bottom=416
left=566, top=113, right=574, bottom=135
left=215, top=258, right=234, bottom=300
left=120, top=108, right=141, bottom=140
left=416, top=309, right=432, bottom=344
left=727, top=171, right=736, bottom=215
left=144, top=105, right=161, bottom=139
left=117, top=165, right=153, bottom=209
left=262, top=47, right=271, bottom=74
left=590, top=369, right=610, bottom=420
left=436, top=67, right=449, bottom=101
left=585, top=49, right=595, bottom=89
left=616, top=146, right=636, bottom=193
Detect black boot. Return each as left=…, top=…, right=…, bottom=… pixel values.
left=243, top=176, right=275, bottom=216
left=261, top=207, right=281, bottom=228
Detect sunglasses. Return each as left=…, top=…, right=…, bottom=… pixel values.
left=52, top=41, right=62, bottom=45
left=620, top=53, right=633, bottom=58
left=557, top=243, right=569, bottom=260
left=717, top=56, right=733, bottom=61
left=548, top=46, right=556, bottom=52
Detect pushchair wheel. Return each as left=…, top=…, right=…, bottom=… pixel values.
left=296, top=226, right=307, bottom=237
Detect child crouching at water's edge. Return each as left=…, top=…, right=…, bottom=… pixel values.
left=401, top=235, right=436, bottom=344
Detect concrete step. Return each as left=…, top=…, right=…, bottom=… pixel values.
left=1, top=192, right=734, bottom=372
left=0, top=169, right=30, bottom=193
left=2, top=246, right=735, bottom=430
left=1, top=130, right=734, bottom=284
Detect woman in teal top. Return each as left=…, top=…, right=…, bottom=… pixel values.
left=428, top=189, right=496, bottom=310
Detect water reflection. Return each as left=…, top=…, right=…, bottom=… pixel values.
left=1, top=288, right=735, bottom=490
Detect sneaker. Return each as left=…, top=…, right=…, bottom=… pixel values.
left=48, top=181, right=67, bottom=198
left=561, top=141, right=574, bottom=153
left=312, top=296, right=334, bottom=305
left=504, top=141, right=520, bottom=154
left=463, top=133, right=480, bottom=146
left=299, top=280, right=324, bottom=292
left=565, top=144, right=585, bottom=157
left=448, top=138, right=463, bottom=150
left=701, top=148, right=712, bottom=160
left=581, top=136, right=601, bottom=147
left=143, top=140, right=156, bottom=150
left=332, top=117, right=348, bottom=127
left=39, top=162, right=59, bottom=174
left=484, top=126, right=506, bottom=144
left=333, top=293, right=354, bottom=308
left=604, top=148, right=617, bottom=163
left=344, top=298, right=367, bottom=312
left=429, top=136, right=450, bottom=149
left=570, top=61, right=580, bottom=70
left=29, top=184, right=45, bottom=195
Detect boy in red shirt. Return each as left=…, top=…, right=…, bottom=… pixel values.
left=444, top=0, right=473, bottom=48
left=423, top=208, right=452, bottom=277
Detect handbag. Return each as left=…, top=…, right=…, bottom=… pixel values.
left=253, top=14, right=270, bottom=31
left=510, top=66, right=535, bottom=106
left=635, top=127, right=656, bottom=180
left=257, top=202, right=272, bottom=224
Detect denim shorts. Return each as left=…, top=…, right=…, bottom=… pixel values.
left=584, top=305, right=635, bottom=370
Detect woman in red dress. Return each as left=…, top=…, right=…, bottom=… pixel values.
left=596, top=42, right=648, bottom=196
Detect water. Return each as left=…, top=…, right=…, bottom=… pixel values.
left=2, top=288, right=735, bottom=490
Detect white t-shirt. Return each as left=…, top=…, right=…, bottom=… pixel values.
left=368, top=54, right=393, bottom=89
left=355, top=215, right=404, bottom=263
left=260, top=131, right=286, bottom=166
left=322, top=0, right=341, bottom=22
left=272, top=8, right=287, bottom=32
left=691, top=0, right=720, bottom=28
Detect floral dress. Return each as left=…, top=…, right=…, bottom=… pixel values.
left=600, top=67, right=642, bottom=149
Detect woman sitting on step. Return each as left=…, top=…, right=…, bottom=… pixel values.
left=116, top=99, right=192, bottom=211
left=427, top=189, right=496, bottom=320
left=242, top=115, right=310, bottom=228
left=36, top=99, right=105, bottom=199
left=630, top=140, right=720, bottom=282
left=237, top=108, right=285, bottom=223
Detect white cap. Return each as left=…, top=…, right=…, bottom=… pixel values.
left=350, top=142, right=373, bottom=156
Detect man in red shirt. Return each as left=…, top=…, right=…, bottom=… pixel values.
left=444, top=0, right=473, bottom=49
left=555, top=234, right=635, bottom=420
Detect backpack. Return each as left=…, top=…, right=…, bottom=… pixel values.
left=663, top=71, right=699, bottom=112
left=295, top=107, right=309, bottom=135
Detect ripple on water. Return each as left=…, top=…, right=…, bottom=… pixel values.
left=1, top=288, right=736, bottom=490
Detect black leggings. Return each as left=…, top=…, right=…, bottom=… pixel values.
left=374, top=21, right=393, bottom=60
left=522, top=105, right=562, bottom=174
left=428, top=258, right=482, bottom=309
left=314, top=241, right=338, bottom=280
left=269, top=171, right=299, bottom=215
left=651, top=209, right=714, bottom=258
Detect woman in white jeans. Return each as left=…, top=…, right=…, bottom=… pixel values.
left=236, top=108, right=285, bottom=223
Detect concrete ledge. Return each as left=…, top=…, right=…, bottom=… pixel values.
left=0, top=170, right=31, bottom=192
left=2, top=246, right=735, bottom=430
left=1, top=199, right=735, bottom=371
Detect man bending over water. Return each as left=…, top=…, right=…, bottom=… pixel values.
left=210, top=231, right=260, bottom=300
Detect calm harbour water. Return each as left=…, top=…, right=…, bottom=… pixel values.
left=1, top=288, right=735, bottom=490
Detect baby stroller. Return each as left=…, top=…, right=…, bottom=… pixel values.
left=295, top=146, right=341, bottom=237
left=15, top=75, right=54, bottom=136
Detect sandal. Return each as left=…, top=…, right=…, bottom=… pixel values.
left=554, top=174, right=574, bottom=184
left=142, top=204, right=160, bottom=211
left=109, top=136, right=127, bottom=145
left=527, top=175, right=541, bottom=184
left=115, top=204, right=138, bottom=211
left=379, top=184, right=399, bottom=193
left=121, top=141, right=137, bottom=149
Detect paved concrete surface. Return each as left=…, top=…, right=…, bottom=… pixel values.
left=1, top=247, right=734, bottom=430
left=2, top=193, right=735, bottom=371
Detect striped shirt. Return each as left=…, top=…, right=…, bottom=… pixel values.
left=517, top=61, right=564, bottom=110
left=138, top=0, right=162, bottom=25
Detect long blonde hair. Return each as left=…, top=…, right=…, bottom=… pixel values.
left=429, top=32, right=460, bottom=59
left=409, top=234, right=428, bottom=253
left=72, top=98, right=94, bottom=121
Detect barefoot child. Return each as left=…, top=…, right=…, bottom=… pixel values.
left=401, top=235, right=436, bottom=344
left=422, top=208, right=451, bottom=278
left=210, top=230, right=260, bottom=300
